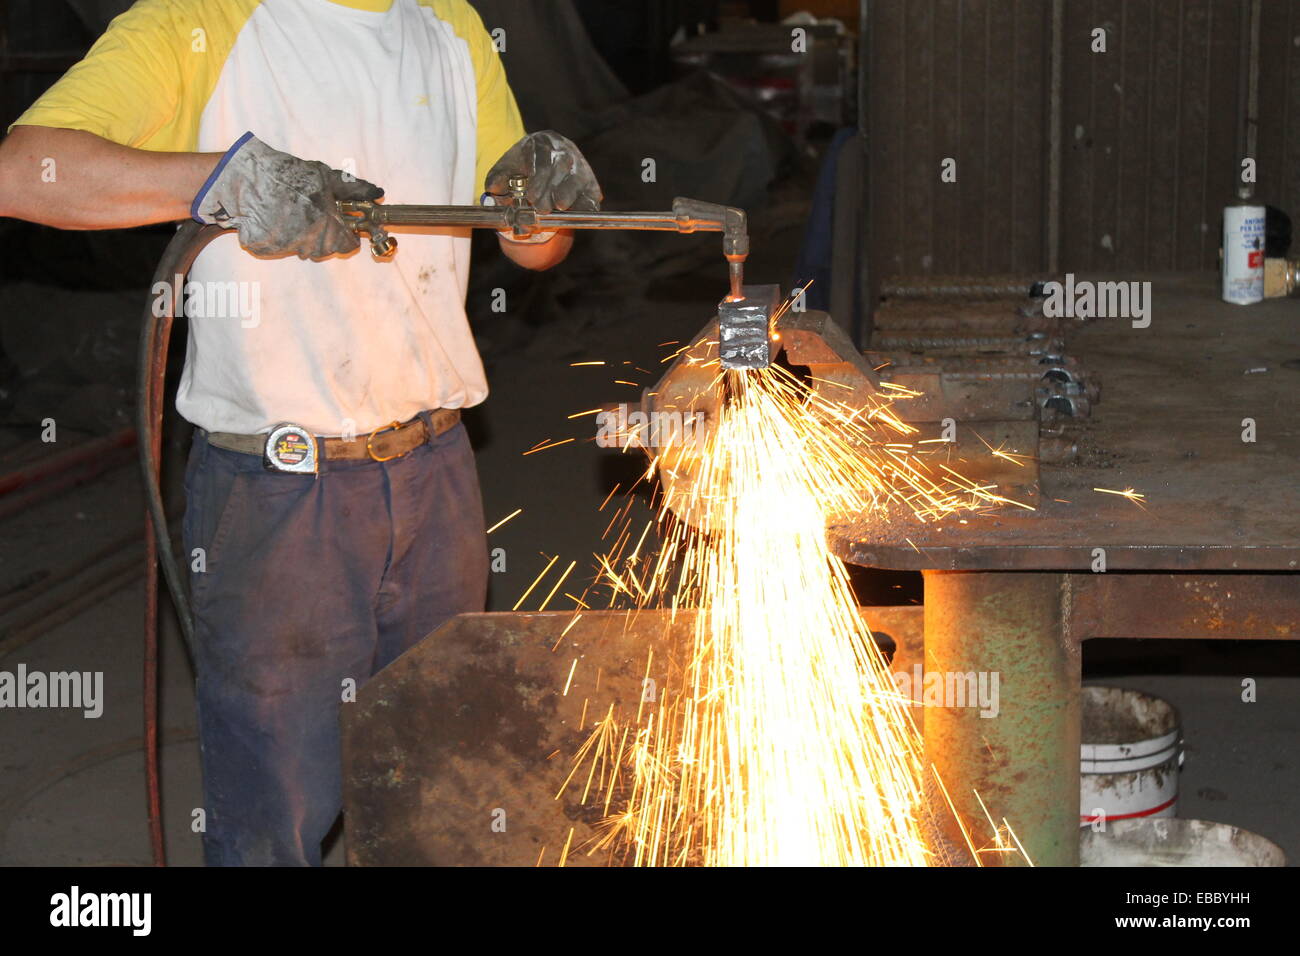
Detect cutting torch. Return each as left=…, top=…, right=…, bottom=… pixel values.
left=336, top=177, right=772, bottom=371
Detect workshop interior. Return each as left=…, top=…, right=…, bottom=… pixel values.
left=1, top=0, right=1299, bottom=874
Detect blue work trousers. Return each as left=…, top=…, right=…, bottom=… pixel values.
left=181, top=417, right=488, bottom=866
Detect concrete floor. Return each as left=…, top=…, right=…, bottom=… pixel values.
left=1, top=194, right=1296, bottom=865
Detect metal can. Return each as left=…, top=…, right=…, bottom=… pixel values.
left=1222, top=203, right=1266, bottom=305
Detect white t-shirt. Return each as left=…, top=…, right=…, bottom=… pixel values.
left=15, top=0, right=525, bottom=435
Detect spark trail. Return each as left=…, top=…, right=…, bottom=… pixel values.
left=555, top=351, right=1028, bottom=866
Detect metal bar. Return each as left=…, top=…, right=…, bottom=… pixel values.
left=1065, top=572, right=1300, bottom=642
left=922, top=571, right=1078, bottom=866
left=717, top=283, right=779, bottom=369
left=0, top=529, right=137, bottom=617
left=875, top=353, right=1075, bottom=371
left=0, top=444, right=134, bottom=523
left=372, top=206, right=728, bottom=233
left=881, top=275, right=1043, bottom=298
left=873, top=313, right=1056, bottom=334
left=1235, top=0, right=1252, bottom=199
left=0, top=554, right=141, bottom=660
left=0, top=428, right=135, bottom=498
left=1244, top=0, right=1262, bottom=197
left=872, top=333, right=1061, bottom=352
left=857, top=0, right=874, bottom=349
left=1046, top=0, right=1063, bottom=273
left=843, top=533, right=1300, bottom=573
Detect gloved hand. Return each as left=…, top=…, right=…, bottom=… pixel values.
left=192, top=132, right=383, bottom=260
left=484, top=131, right=602, bottom=243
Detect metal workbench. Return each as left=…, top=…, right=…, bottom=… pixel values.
left=831, top=274, right=1300, bottom=865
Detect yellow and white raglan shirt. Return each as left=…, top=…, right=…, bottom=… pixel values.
left=12, top=0, right=524, bottom=435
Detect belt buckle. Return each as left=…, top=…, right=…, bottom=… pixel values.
left=264, top=423, right=318, bottom=474
left=366, top=420, right=405, bottom=462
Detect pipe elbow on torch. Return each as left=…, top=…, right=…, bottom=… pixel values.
left=721, top=208, right=749, bottom=302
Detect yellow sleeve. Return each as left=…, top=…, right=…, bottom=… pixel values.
left=426, top=0, right=526, bottom=190
left=9, top=0, right=260, bottom=152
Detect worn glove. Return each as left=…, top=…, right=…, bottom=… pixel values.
left=484, top=130, right=602, bottom=221
left=192, top=132, right=383, bottom=260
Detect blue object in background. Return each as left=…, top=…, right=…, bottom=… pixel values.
left=791, top=127, right=858, bottom=317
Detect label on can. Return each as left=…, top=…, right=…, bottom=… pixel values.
left=264, top=423, right=318, bottom=474
left=1222, top=204, right=1266, bottom=305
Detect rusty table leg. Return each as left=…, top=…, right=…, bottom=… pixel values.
left=922, top=571, right=1079, bottom=866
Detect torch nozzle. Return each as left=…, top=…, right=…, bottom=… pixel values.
left=727, top=259, right=745, bottom=302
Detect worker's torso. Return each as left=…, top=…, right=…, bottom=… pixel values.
left=180, top=0, right=484, bottom=435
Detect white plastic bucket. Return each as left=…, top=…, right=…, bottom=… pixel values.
left=1081, top=818, right=1285, bottom=867
left=1080, top=686, right=1181, bottom=827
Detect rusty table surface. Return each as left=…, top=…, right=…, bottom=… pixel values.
left=832, top=274, right=1300, bottom=571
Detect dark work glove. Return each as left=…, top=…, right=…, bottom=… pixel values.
left=484, top=130, right=602, bottom=214
left=192, top=132, right=384, bottom=260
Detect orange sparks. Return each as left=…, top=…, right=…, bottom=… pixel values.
left=1093, top=486, right=1147, bottom=508
left=523, top=438, right=575, bottom=456
left=976, top=433, right=1034, bottom=468
left=538, top=560, right=577, bottom=611
left=598, top=484, right=621, bottom=511
left=555, top=360, right=1030, bottom=866
left=485, top=508, right=522, bottom=534
left=512, top=554, right=558, bottom=610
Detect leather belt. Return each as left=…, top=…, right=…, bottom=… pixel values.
left=207, top=409, right=460, bottom=464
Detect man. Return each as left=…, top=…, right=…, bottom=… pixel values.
left=0, top=0, right=601, bottom=866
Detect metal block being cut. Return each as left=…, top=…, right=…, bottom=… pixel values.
left=718, top=284, right=780, bottom=369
